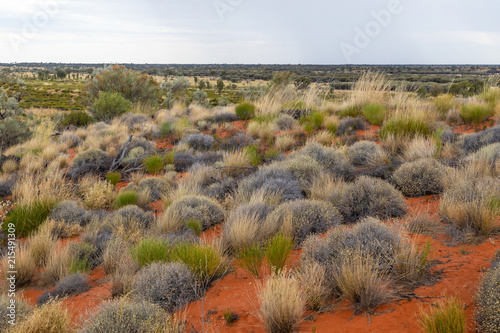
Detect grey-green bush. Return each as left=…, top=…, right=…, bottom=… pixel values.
left=346, top=141, right=385, bottom=166
left=182, top=133, right=215, bottom=151
left=50, top=201, right=92, bottom=226
left=301, top=142, right=353, bottom=180
left=72, top=149, right=111, bottom=169
left=475, top=256, right=500, bottom=333
left=392, top=158, right=446, bottom=197
left=133, top=262, right=197, bottom=313
left=37, top=273, right=89, bottom=305
left=329, top=176, right=407, bottom=223
left=165, top=195, right=225, bottom=231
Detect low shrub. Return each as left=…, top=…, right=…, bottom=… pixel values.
left=0, top=295, right=32, bottom=331
left=72, top=149, right=110, bottom=169
left=0, top=118, right=31, bottom=150
left=457, top=125, right=500, bottom=154
left=131, top=238, right=170, bottom=267
left=142, top=155, right=164, bottom=174
left=11, top=300, right=74, bottom=333
left=392, top=158, right=446, bottom=197
left=220, top=132, right=255, bottom=151
left=80, top=178, right=116, bottom=210
left=37, top=273, right=89, bottom=305
left=28, top=229, right=57, bottom=267
left=106, top=172, right=121, bottom=186
left=265, top=200, right=341, bottom=244
left=90, top=91, right=133, bottom=122
left=58, top=111, right=93, bottom=129
left=1, top=247, right=36, bottom=288
left=102, top=206, right=154, bottom=242
left=379, top=117, right=431, bottom=140
left=50, top=201, right=91, bottom=227
left=296, top=262, right=331, bottom=311
left=133, top=262, right=197, bottom=313
left=137, top=177, right=172, bottom=201
left=346, top=140, right=386, bottom=166
left=301, top=142, right=353, bottom=180
left=329, top=176, right=407, bottom=223
left=274, top=114, right=297, bottom=130
left=362, top=103, right=386, bottom=125
left=337, top=116, right=366, bottom=136
left=475, top=256, right=500, bottom=333
left=235, top=102, right=256, bottom=120
left=159, top=120, right=172, bottom=137
left=461, top=101, right=493, bottom=124
left=182, top=133, right=215, bottom=151
left=80, top=299, right=183, bottom=333
left=173, top=152, right=195, bottom=172
left=265, top=234, right=294, bottom=275
left=2, top=200, right=55, bottom=237
left=278, top=153, right=322, bottom=191
left=114, top=191, right=138, bottom=209
left=237, top=244, right=265, bottom=278
left=258, top=273, right=304, bottom=333
left=418, top=296, right=466, bottom=333
left=161, top=195, right=225, bottom=232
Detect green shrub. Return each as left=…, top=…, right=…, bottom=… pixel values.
left=339, top=104, right=363, bottom=118
left=362, top=103, right=386, bottom=125
left=143, top=155, right=164, bottom=174
left=159, top=121, right=172, bottom=137
left=58, top=111, right=93, bottom=128
left=418, top=296, right=466, bottom=333
left=131, top=238, right=170, bottom=267
left=235, top=102, right=256, bottom=120
left=84, top=64, right=161, bottom=107
left=237, top=244, right=265, bottom=278
left=433, top=95, right=454, bottom=117
left=114, top=191, right=138, bottom=209
left=170, top=242, right=227, bottom=286
left=106, top=172, right=121, bottom=186
left=461, top=102, right=493, bottom=124
left=2, top=200, right=55, bottom=237
left=183, top=219, right=202, bottom=236
left=0, top=117, right=31, bottom=150
left=244, top=144, right=263, bottom=166
left=380, top=117, right=431, bottom=140
left=90, top=91, right=133, bottom=121
left=265, top=234, right=293, bottom=275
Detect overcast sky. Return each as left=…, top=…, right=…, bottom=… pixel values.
left=1, top=0, right=499, bottom=64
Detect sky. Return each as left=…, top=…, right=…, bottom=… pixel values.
left=0, top=0, right=499, bottom=64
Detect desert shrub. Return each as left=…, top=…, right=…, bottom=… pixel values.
left=162, top=195, right=225, bottom=232
left=69, top=241, right=102, bottom=272
left=2, top=200, right=55, bottom=237
left=80, top=299, right=182, bottom=333
left=58, top=132, right=83, bottom=148
left=235, top=102, right=256, bottom=120
left=0, top=176, right=15, bottom=197
left=131, top=238, right=170, bottom=267
left=106, top=172, right=121, bottom=186
left=476, top=257, right=500, bottom=333
left=461, top=101, right=493, bottom=124
left=265, top=234, right=294, bottom=275
left=301, top=142, right=353, bottom=180
left=137, top=177, right=172, bottom=201
left=296, top=261, right=331, bottom=311
left=237, top=244, right=265, bottom=278
left=173, top=152, right=195, bottom=172
left=243, top=144, right=263, bottom=166
left=80, top=178, right=115, bottom=210
left=50, top=201, right=91, bottom=227
left=223, top=203, right=275, bottom=252
left=170, top=242, right=228, bottom=286
left=392, top=158, right=446, bottom=197
left=329, top=176, right=407, bottom=223
left=457, top=125, right=500, bottom=154
left=440, top=177, right=500, bottom=239
left=433, top=94, right=455, bottom=117
left=275, top=134, right=296, bottom=151
left=418, top=296, right=466, bottom=333
left=11, top=300, right=74, bottom=333
left=334, top=253, right=392, bottom=314
left=159, top=120, right=172, bottom=138
left=0, top=295, right=32, bottom=331
left=213, top=112, right=238, bottom=123
left=247, top=121, right=276, bottom=141
left=58, top=111, right=93, bottom=129
left=37, top=273, right=89, bottom=306
left=346, top=140, right=386, bottom=166
left=182, top=133, right=215, bottom=151
left=339, top=104, right=363, bottom=118
left=102, top=206, right=154, bottom=241
left=380, top=117, right=432, bottom=140
left=84, top=64, right=161, bottom=107
left=133, top=262, right=197, bottom=313
left=220, top=132, right=255, bottom=151
left=337, top=116, right=366, bottom=135
left=362, top=103, right=386, bottom=125
left=72, top=149, right=110, bottom=169
left=118, top=113, right=150, bottom=128
left=258, top=273, right=304, bottom=333
left=1, top=247, right=36, bottom=288
left=90, top=91, right=133, bottom=122
left=266, top=200, right=342, bottom=244
left=236, top=166, right=304, bottom=204
left=274, top=114, right=297, bottom=130
left=142, top=155, right=164, bottom=174
left=28, top=229, right=57, bottom=267
left=0, top=118, right=31, bottom=150
left=114, top=191, right=138, bottom=209
left=278, top=153, right=322, bottom=191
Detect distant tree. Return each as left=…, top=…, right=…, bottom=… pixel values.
left=416, top=86, right=428, bottom=98
left=56, top=68, right=67, bottom=80
left=193, top=89, right=208, bottom=106
left=37, top=70, right=50, bottom=81
left=198, top=80, right=206, bottom=90
left=270, top=71, right=295, bottom=88
left=194, top=76, right=198, bottom=84
left=216, top=78, right=225, bottom=96
left=429, top=84, right=444, bottom=97
left=206, top=81, right=211, bottom=89
left=294, top=75, right=311, bottom=90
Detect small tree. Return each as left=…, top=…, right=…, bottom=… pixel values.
left=90, top=92, right=133, bottom=121
left=216, top=78, right=225, bottom=96
left=56, top=68, right=67, bottom=80
left=198, top=80, right=206, bottom=90
left=294, top=76, right=311, bottom=90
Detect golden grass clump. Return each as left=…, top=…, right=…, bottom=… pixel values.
left=258, top=272, right=304, bottom=333
left=11, top=300, right=75, bottom=333
left=417, top=296, right=466, bottom=333
left=41, top=245, right=75, bottom=285
left=247, top=121, right=276, bottom=142
left=221, top=151, right=251, bottom=177
left=79, top=178, right=116, bottom=210
left=275, top=134, right=296, bottom=151
left=1, top=246, right=36, bottom=288
left=28, top=228, right=58, bottom=267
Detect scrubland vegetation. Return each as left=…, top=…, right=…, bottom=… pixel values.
left=0, top=65, right=499, bottom=332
